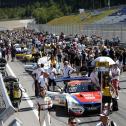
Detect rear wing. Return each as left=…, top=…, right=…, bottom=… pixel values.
left=55, top=76, right=91, bottom=82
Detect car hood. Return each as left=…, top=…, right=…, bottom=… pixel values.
left=72, top=91, right=101, bottom=103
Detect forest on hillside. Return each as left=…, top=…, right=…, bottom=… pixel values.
left=0, top=0, right=126, bottom=23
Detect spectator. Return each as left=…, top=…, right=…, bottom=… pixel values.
left=11, top=44, right=16, bottom=62
left=74, top=53, right=81, bottom=76
left=122, top=49, right=126, bottom=66
left=32, top=64, right=42, bottom=97
left=68, top=117, right=78, bottom=126
left=111, top=64, right=120, bottom=100
left=90, top=67, right=99, bottom=87
left=96, top=113, right=117, bottom=126
left=48, top=64, right=57, bottom=91
left=80, top=61, right=88, bottom=76
left=102, top=74, right=115, bottom=114
left=38, top=70, right=47, bottom=89
left=62, top=61, right=76, bottom=78
left=62, top=61, right=76, bottom=91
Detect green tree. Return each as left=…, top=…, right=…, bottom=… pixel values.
left=0, top=9, right=8, bottom=19
left=32, top=7, right=48, bottom=23
left=47, top=4, right=63, bottom=21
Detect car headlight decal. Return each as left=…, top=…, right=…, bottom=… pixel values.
left=66, top=95, right=84, bottom=114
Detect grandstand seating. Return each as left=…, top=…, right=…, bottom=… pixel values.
left=94, top=7, right=126, bottom=24
left=109, top=7, right=126, bottom=16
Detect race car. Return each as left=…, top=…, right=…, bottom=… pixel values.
left=24, top=56, right=61, bottom=74
left=24, top=63, right=38, bottom=74
left=14, top=43, right=28, bottom=53
left=47, top=77, right=102, bottom=116
left=24, top=56, right=50, bottom=74
left=16, top=51, right=34, bottom=61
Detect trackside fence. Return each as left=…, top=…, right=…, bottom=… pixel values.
left=28, top=23, right=126, bottom=42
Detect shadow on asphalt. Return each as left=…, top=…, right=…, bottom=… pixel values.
left=78, top=119, right=99, bottom=125
left=120, top=80, right=126, bottom=82
left=19, top=107, right=34, bottom=112
left=52, top=106, right=69, bottom=117
left=22, top=96, right=36, bottom=101
left=19, top=73, right=30, bottom=76
left=120, top=87, right=126, bottom=90
left=52, top=106, right=100, bottom=118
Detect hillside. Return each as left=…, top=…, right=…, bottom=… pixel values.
left=48, top=9, right=117, bottom=25
left=0, top=0, right=125, bottom=24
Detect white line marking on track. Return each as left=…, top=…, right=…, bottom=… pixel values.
left=6, top=64, right=47, bottom=125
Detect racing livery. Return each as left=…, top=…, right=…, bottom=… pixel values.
left=47, top=77, right=102, bottom=116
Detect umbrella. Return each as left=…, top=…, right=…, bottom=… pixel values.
left=91, top=56, right=115, bottom=66
left=38, top=56, right=51, bottom=71
left=38, top=56, right=50, bottom=65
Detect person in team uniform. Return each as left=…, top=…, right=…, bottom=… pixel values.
left=34, top=86, right=53, bottom=126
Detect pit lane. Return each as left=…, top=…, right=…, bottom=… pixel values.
left=4, top=59, right=126, bottom=126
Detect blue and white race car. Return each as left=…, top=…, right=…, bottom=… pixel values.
left=47, top=77, right=102, bottom=116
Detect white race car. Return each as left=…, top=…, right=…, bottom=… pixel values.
left=47, top=77, right=101, bottom=116
left=24, top=56, right=61, bottom=74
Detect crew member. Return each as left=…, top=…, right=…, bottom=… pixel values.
left=34, top=86, right=53, bottom=126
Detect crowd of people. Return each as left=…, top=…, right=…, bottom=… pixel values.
left=0, top=28, right=124, bottom=126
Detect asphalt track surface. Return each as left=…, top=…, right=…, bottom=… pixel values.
left=4, top=60, right=126, bottom=126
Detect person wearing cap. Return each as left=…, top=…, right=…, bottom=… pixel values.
left=38, top=70, right=47, bottom=90
left=68, top=117, right=78, bottom=126
left=61, top=61, right=76, bottom=91
left=96, top=113, right=117, bottom=126
left=34, top=86, right=53, bottom=126
left=32, top=63, right=45, bottom=96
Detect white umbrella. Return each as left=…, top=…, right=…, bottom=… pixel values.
left=91, top=56, right=115, bottom=66
left=38, top=56, right=51, bottom=71
left=38, top=56, right=49, bottom=65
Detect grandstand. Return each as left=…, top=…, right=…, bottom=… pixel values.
left=95, top=7, right=126, bottom=24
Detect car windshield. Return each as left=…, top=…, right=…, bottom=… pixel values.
left=67, top=82, right=100, bottom=93
left=15, top=44, right=20, bottom=48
